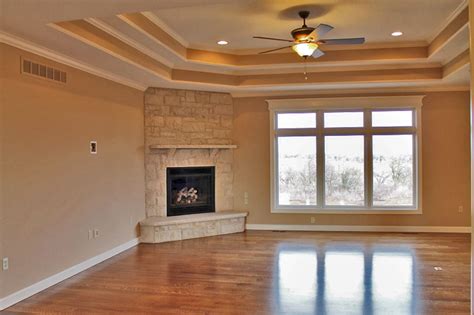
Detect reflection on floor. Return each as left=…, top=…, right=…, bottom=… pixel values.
left=6, top=231, right=471, bottom=314
left=276, top=245, right=415, bottom=314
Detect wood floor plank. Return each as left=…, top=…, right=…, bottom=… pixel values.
left=4, top=231, right=471, bottom=314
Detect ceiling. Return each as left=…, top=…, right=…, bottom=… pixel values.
left=151, top=0, right=463, bottom=52
left=0, top=0, right=470, bottom=96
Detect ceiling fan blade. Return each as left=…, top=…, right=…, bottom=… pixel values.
left=319, top=37, right=365, bottom=45
left=253, top=36, right=294, bottom=43
left=306, top=24, right=334, bottom=40
left=258, top=46, right=292, bottom=54
left=311, top=48, right=325, bottom=59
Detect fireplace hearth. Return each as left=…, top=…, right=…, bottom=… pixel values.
left=166, top=166, right=215, bottom=216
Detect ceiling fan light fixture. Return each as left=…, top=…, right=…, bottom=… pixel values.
left=391, top=31, right=403, bottom=37
left=292, top=42, right=318, bottom=57
left=217, top=40, right=228, bottom=45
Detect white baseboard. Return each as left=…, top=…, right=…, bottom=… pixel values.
left=246, top=224, right=471, bottom=233
left=0, top=238, right=139, bottom=311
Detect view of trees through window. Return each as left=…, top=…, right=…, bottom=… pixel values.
left=373, top=135, right=414, bottom=206
left=278, top=136, right=316, bottom=206
left=325, top=136, right=365, bottom=206
left=275, top=109, right=417, bottom=210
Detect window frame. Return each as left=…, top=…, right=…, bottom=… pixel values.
left=268, top=96, right=423, bottom=214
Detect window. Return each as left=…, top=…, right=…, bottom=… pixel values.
left=372, top=135, right=414, bottom=206
left=325, top=135, right=365, bottom=206
left=278, top=136, right=317, bottom=206
left=277, top=113, right=316, bottom=129
left=269, top=96, right=422, bottom=213
left=372, top=110, right=413, bottom=127
left=324, top=111, right=364, bottom=128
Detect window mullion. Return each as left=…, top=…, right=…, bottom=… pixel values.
left=413, top=108, right=419, bottom=208
left=365, top=110, right=373, bottom=208
left=412, top=134, right=418, bottom=208
left=317, top=111, right=325, bottom=207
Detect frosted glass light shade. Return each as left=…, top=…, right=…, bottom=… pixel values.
left=292, top=43, right=319, bottom=57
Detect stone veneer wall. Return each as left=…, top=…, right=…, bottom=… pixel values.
left=144, top=87, right=234, bottom=217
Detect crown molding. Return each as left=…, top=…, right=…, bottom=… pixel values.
left=231, top=84, right=470, bottom=97
left=443, top=48, right=470, bottom=77
left=50, top=21, right=171, bottom=78
left=429, top=0, right=469, bottom=43
left=0, top=30, right=147, bottom=91
left=117, top=13, right=188, bottom=62
left=266, top=95, right=425, bottom=111
left=85, top=17, right=175, bottom=68
left=1, top=28, right=468, bottom=97
left=141, top=11, right=189, bottom=48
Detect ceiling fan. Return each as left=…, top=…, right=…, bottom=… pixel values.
left=254, top=11, right=365, bottom=59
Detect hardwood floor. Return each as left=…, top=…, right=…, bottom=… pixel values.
left=4, top=231, right=471, bottom=314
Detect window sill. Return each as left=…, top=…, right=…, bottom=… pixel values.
left=271, top=208, right=422, bottom=215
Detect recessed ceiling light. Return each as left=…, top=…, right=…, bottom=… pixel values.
left=217, top=40, right=228, bottom=45
left=391, top=31, right=403, bottom=37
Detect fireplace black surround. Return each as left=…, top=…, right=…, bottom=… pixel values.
left=166, top=166, right=215, bottom=216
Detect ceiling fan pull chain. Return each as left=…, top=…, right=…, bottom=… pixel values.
left=304, top=57, right=308, bottom=80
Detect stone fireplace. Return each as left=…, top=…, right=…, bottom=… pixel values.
left=140, top=87, right=247, bottom=243
left=144, top=87, right=234, bottom=217
left=167, top=166, right=215, bottom=216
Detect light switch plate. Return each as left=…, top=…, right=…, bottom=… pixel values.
left=90, top=141, right=97, bottom=154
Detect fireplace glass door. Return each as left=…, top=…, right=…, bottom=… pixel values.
left=167, top=166, right=215, bottom=216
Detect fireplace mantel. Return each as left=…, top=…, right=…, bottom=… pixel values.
left=149, top=144, right=237, bottom=159
left=149, top=144, right=237, bottom=150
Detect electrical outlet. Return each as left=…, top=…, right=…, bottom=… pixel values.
left=244, top=192, right=249, bottom=205
left=310, top=217, right=316, bottom=224
left=458, top=206, right=464, bottom=213
left=2, top=257, right=9, bottom=271
left=88, top=229, right=93, bottom=240
left=93, top=229, right=100, bottom=238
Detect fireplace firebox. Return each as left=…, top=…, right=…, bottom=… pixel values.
left=166, top=166, right=215, bottom=216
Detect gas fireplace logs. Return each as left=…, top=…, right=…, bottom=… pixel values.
left=176, top=187, right=199, bottom=204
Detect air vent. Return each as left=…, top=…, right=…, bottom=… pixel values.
left=21, top=58, right=67, bottom=84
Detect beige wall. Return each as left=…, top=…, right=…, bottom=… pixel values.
left=0, top=43, right=145, bottom=298
left=233, top=92, right=471, bottom=226
left=0, top=42, right=5, bottom=300
left=469, top=0, right=473, bottom=310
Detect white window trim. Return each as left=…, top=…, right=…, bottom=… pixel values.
left=268, top=95, right=424, bottom=215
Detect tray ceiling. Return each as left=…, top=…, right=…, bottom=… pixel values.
left=150, top=0, right=464, bottom=52
left=0, top=0, right=469, bottom=96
